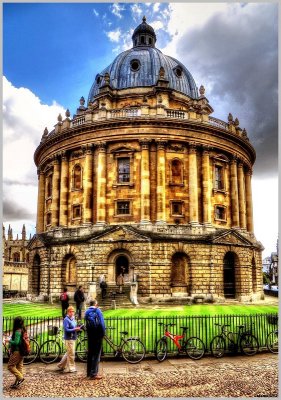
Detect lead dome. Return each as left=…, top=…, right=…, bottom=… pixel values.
left=88, top=16, right=198, bottom=102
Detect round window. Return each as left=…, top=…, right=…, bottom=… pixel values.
left=131, top=59, right=140, bottom=72
left=175, top=67, right=182, bottom=77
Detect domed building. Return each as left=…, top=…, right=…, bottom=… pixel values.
left=28, top=18, right=263, bottom=303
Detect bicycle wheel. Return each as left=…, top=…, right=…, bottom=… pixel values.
left=240, top=334, right=259, bottom=356
left=155, top=338, right=167, bottom=362
left=76, top=338, right=88, bottom=362
left=23, top=339, right=39, bottom=365
left=39, top=340, right=61, bottom=364
left=121, top=338, right=145, bottom=364
left=210, top=335, right=226, bottom=358
left=185, top=337, right=205, bottom=360
left=266, top=331, right=278, bottom=354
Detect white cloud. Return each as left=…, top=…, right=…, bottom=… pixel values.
left=3, top=76, right=65, bottom=228
left=149, top=20, right=164, bottom=32
left=153, top=3, right=160, bottom=13
left=106, top=28, right=122, bottom=43
left=92, top=8, right=99, bottom=17
left=110, top=4, right=125, bottom=19
left=131, top=3, right=143, bottom=21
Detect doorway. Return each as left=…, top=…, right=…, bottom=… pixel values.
left=115, top=255, right=129, bottom=277
left=223, top=252, right=236, bottom=298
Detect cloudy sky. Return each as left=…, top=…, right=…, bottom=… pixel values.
left=3, top=2, right=278, bottom=257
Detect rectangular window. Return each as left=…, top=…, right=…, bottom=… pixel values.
left=215, top=165, right=224, bottom=190
left=46, top=212, right=52, bottom=225
left=171, top=201, right=183, bottom=216
left=46, top=175, right=53, bottom=197
left=215, top=206, right=226, bottom=220
left=118, top=158, right=130, bottom=183
left=116, top=201, right=130, bottom=215
left=73, top=205, right=81, bottom=219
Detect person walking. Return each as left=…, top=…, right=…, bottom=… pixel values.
left=60, top=288, right=69, bottom=318
left=74, top=285, right=85, bottom=319
left=56, top=306, right=81, bottom=373
left=116, top=272, right=124, bottom=294
left=6, top=316, right=25, bottom=388
left=85, top=300, right=106, bottom=380
left=100, top=279, right=107, bottom=299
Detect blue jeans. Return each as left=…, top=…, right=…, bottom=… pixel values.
left=87, top=336, right=103, bottom=378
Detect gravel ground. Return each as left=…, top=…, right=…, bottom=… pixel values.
left=2, top=354, right=278, bottom=398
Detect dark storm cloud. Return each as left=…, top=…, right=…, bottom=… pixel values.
left=177, top=4, right=278, bottom=177
left=3, top=199, right=36, bottom=221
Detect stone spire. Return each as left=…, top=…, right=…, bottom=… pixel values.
left=2, top=224, right=5, bottom=240
left=8, top=224, right=13, bottom=240
left=22, top=224, right=26, bottom=240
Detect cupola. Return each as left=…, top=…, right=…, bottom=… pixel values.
left=132, top=16, right=156, bottom=48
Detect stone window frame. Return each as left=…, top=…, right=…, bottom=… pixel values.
left=72, top=163, right=83, bottom=191
left=170, top=200, right=184, bottom=217
left=112, top=149, right=135, bottom=188
left=13, top=252, right=20, bottom=262
left=212, top=155, right=228, bottom=193
left=46, top=211, right=52, bottom=226
left=45, top=172, right=53, bottom=199
left=169, top=157, right=184, bottom=186
left=72, top=204, right=82, bottom=220
left=114, top=199, right=132, bottom=217
left=214, top=204, right=227, bottom=222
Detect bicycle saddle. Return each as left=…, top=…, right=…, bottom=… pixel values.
left=120, top=331, right=128, bottom=335
left=237, top=325, right=245, bottom=328
left=180, top=326, right=188, bottom=331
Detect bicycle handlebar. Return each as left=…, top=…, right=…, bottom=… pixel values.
left=158, top=323, right=176, bottom=327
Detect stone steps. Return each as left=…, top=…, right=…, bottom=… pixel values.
left=96, top=284, right=133, bottom=309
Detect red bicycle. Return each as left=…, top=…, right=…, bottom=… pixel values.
left=155, top=322, right=205, bottom=361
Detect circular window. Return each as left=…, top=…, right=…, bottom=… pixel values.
left=175, top=67, right=182, bottom=77
left=131, top=59, right=140, bottom=72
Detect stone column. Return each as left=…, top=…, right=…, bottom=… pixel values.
left=237, top=162, right=247, bottom=230
left=156, top=140, right=167, bottom=223
left=139, top=139, right=151, bottom=223
left=59, top=151, right=69, bottom=227
left=245, top=169, right=254, bottom=233
left=202, top=146, right=211, bottom=226
left=96, top=142, right=107, bottom=224
left=230, top=156, right=239, bottom=228
left=82, top=144, right=93, bottom=224
left=188, top=143, right=199, bottom=225
left=36, top=167, right=45, bottom=233
left=52, top=155, right=60, bottom=227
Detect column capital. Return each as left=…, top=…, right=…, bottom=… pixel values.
left=155, top=139, right=167, bottom=150
left=230, top=154, right=238, bottom=164
left=82, top=143, right=93, bottom=155
left=52, top=153, right=60, bottom=165
left=60, top=150, right=68, bottom=161
left=139, top=138, right=151, bottom=149
left=245, top=168, right=253, bottom=176
left=37, top=166, right=45, bottom=175
left=188, top=142, right=198, bottom=154
left=96, top=141, right=107, bottom=152
left=202, top=144, right=211, bottom=155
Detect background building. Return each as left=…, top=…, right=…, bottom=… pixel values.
left=28, top=18, right=263, bottom=303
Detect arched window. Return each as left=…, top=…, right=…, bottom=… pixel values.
left=171, top=253, right=190, bottom=292
left=46, top=175, right=53, bottom=197
left=171, top=159, right=183, bottom=184
left=66, top=256, right=77, bottom=284
left=13, top=252, right=20, bottom=262
left=73, top=164, right=82, bottom=189
left=223, top=252, right=236, bottom=298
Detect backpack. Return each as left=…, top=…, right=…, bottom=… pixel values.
left=85, top=308, right=103, bottom=335
left=60, top=292, right=68, bottom=301
left=19, top=330, right=31, bottom=356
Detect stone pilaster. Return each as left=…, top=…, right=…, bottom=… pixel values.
left=36, top=167, right=45, bottom=233
left=237, top=162, right=247, bottom=229
left=139, top=139, right=151, bottom=223
left=188, top=143, right=199, bottom=225
left=202, top=146, right=211, bottom=226
left=96, top=142, right=107, bottom=224
left=82, top=144, right=93, bottom=224
left=230, top=156, right=239, bottom=228
left=52, top=155, right=60, bottom=227
left=245, top=169, right=254, bottom=233
left=156, top=140, right=167, bottom=223
left=59, top=151, right=69, bottom=227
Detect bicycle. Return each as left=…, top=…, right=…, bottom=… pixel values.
left=266, top=329, right=278, bottom=354
left=39, top=326, right=87, bottom=364
left=103, top=327, right=146, bottom=364
left=210, top=323, right=259, bottom=357
left=2, top=334, right=39, bottom=365
left=155, top=323, right=205, bottom=362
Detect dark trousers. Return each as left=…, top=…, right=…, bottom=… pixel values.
left=87, top=335, right=103, bottom=378
left=76, top=303, right=83, bottom=319
left=61, top=304, right=68, bottom=318
left=101, top=288, right=106, bottom=299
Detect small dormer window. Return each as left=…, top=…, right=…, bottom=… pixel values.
left=148, top=37, right=152, bottom=44
left=96, top=75, right=101, bottom=85
left=131, top=59, right=140, bottom=72
left=141, top=36, right=145, bottom=44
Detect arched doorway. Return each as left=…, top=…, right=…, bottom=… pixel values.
left=62, top=254, right=77, bottom=292
left=223, top=252, right=236, bottom=298
left=251, top=257, right=257, bottom=293
left=115, top=255, right=129, bottom=280
left=32, top=254, right=41, bottom=295
left=171, top=252, right=190, bottom=295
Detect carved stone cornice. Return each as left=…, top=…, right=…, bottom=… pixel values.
left=155, top=139, right=168, bottom=150
left=139, top=138, right=151, bottom=149
left=96, top=141, right=107, bottom=152
left=202, top=144, right=212, bottom=155
left=167, top=144, right=185, bottom=153
left=82, top=144, right=93, bottom=155
left=188, top=142, right=198, bottom=154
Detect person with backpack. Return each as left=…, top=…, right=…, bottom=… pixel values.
left=5, top=316, right=26, bottom=388
left=60, top=288, right=69, bottom=318
left=74, top=285, right=85, bottom=319
left=56, top=306, right=81, bottom=373
left=85, top=299, right=106, bottom=380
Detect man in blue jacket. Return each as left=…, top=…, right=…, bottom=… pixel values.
left=84, top=300, right=106, bottom=379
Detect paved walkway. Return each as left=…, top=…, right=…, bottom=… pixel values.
left=3, top=353, right=278, bottom=398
